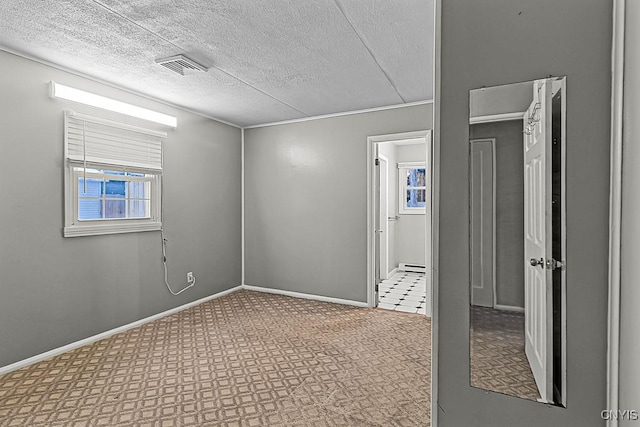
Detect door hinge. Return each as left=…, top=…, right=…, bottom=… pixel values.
left=546, top=258, right=565, bottom=270
left=375, top=158, right=380, bottom=166
left=375, top=284, right=379, bottom=292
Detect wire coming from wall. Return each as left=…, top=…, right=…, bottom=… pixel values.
left=161, top=229, right=195, bottom=295
left=160, top=148, right=195, bottom=296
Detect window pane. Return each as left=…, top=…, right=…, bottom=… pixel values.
left=78, top=177, right=103, bottom=197
left=406, top=168, right=426, bottom=187
left=105, top=180, right=126, bottom=197
left=406, top=189, right=427, bottom=208
left=129, top=200, right=150, bottom=218
left=105, top=199, right=126, bottom=218
left=128, top=181, right=147, bottom=199
left=78, top=198, right=103, bottom=220
left=75, top=169, right=156, bottom=223
left=78, top=177, right=103, bottom=220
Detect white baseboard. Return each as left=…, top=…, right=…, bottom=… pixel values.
left=388, top=268, right=398, bottom=277
left=0, top=285, right=243, bottom=376
left=494, top=304, right=525, bottom=313
left=242, top=285, right=369, bottom=308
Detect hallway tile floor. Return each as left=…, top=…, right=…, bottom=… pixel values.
left=378, top=271, right=427, bottom=314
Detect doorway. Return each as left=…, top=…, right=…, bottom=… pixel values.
left=366, top=130, right=433, bottom=317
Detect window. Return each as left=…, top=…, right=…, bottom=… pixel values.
left=64, top=111, right=164, bottom=237
left=76, top=168, right=156, bottom=220
left=398, top=162, right=427, bottom=214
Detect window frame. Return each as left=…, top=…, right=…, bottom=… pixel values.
left=398, top=161, right=427, bottom=215
left=64, top=162, right=162, bottom=237
left=75, top=168, right=154, bottom=222
left=63, top=111, right=164, bottom=237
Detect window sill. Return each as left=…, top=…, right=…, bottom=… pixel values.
left=64, top=221, right=161, bottom=237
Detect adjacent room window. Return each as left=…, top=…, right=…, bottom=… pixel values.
left=63, top=111, right=165, bottom=237
left=398, top=162, right=427, bottom=214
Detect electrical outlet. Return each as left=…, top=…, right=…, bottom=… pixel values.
left=187, top=272, right=194, bottom=283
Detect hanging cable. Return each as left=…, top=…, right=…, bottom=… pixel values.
left=82, top=120, right=87, bottom=193
left=159, top=146, right=195, bottom=296
left=161, top=229, right=195, bottom=295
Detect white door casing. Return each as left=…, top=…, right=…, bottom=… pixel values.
left=425, top=131, right=433, bottom=318
left=374, top=144, right=381, bottom=305
left=523, top=79, right=554, bottom=403
left=366, top=130, right=432, bottom=312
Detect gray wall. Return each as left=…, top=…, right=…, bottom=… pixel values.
left=0, top=50, right=242, bottom=368
left=469, top=80, right=533, bottom=118
left=244, top=104, right=432, bottom=302
left=620, top=1, right=640, bottom=421
left=470, top=120, right=524, bottom=308
left=396, top=144, right=427, bottom=266
left=438, top=1, right=611, bottom=426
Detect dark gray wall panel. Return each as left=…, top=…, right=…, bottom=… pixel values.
left=619, top=0, right=640, bottom=418
left=438, top=0, right=611, bottom=425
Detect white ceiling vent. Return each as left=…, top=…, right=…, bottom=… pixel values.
left=155, top=55, right=208, bottom=76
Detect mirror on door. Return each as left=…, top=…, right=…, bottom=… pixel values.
left=468, top=77, right=566, bottom=406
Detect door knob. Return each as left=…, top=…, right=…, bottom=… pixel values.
left=529, top=257, right=544, bottom=267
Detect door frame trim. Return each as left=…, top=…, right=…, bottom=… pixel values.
left=366, top=130, right=433, bottom=310
left=607, top=0, right=625, bottom=424
left=469, top=138, right=497, bottom=309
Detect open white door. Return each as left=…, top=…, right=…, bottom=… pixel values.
left=379, top=155, right=389, bottom=280
left=523, top=79, right=554, bottom=402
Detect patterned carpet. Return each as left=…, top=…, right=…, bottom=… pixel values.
left=469, top=306, right=540, bottom=401
left=0, top=290, right=431, bottom=426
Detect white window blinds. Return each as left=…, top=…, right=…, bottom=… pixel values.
left=64, top=110, right=166, bottom=171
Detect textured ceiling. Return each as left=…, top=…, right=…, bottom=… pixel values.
left=0, top=0, right=433, bottom=127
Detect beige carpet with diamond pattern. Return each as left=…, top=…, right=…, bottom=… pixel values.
left=0, top=290, right=431, bottom=426
left=470, top=306, right=540, bottom=401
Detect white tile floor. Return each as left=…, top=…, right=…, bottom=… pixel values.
left=378, top=270, right=427, bottom=314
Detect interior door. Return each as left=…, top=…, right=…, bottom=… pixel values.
left=523, top=79, right=554, bottom=403
left=374, top=145, right=381, bottom=304
left=470, top=139, right=494, bottom=308
left=379, top=155, right=389, bottom=280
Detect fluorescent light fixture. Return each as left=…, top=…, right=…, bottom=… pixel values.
left=50, top=81, right=177, bottom=128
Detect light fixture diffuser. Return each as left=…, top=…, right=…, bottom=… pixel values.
left=50, top=82, right=177, bottom=128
